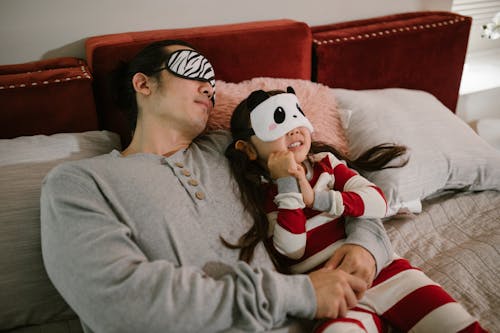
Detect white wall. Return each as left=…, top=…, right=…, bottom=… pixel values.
left=0, top=0, right=451, bottom=65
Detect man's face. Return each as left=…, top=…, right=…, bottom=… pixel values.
left=150, top=46, right=216, bottom=138
left=164, top=49, right=215, bottom=105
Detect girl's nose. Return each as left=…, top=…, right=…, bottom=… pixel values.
left=287, top=128, right=300, bottom=136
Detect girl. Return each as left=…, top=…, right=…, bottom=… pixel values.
left=225, top=87, right=486, bottom=333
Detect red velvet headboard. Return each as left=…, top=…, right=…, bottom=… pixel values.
left=86, top=19, right=312, bottom=144
left=85, top=11, right=471, bottom=146
left=0, top=58, right=98, bottom=139
left=312, top=11, right=471, bottom=112
left=0, top=11, right=470, bottom=142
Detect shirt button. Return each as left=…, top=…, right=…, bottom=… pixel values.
left=175, top=162, right=184, bottom=168
left=195, top=191, right=205, bottom=200
left=182, top=169, right=191, bottom=177
left=188, top=179, right=199, bottom=186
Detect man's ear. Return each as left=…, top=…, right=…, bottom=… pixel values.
left=132, top=72, right=152, bottom=96
left=234, top=140, right=258, bottom=160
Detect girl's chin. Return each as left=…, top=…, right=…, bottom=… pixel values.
left=292, top=152, right=308, bottom=164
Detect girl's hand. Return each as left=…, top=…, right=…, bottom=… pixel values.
left=292, top=164, right=314, bottom=207
left=270, top=153, right=315, bottom=206
left=268, top=151, right=297, bottom=179
left=268, top=152, right=314, bottom=206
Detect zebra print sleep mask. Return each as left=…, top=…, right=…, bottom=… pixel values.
left=164, top=49, right=216, bottom=104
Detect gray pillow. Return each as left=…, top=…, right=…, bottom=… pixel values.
left=0, top=131, right=121, bottom=330
left=332, top=88, right=500, bottom=216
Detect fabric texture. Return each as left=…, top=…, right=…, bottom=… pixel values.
left=384, top=190, right=500, bottom=332
left=0, top=131, right=121, bottom=331
left=315, top=258, right=482, bottom=333
left=332, top=88, right=500, bottom=216
left=210, top=77, right=349, bottom=156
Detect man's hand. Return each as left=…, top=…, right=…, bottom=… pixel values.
left=308, top=267, right=367, bottom=319
left=324, top=244, right=377, bottom=288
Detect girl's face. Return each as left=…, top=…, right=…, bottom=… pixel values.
left=250, top=126, right=312, bottom=166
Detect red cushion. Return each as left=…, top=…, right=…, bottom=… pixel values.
left=0, top=57, right=98, bottom=139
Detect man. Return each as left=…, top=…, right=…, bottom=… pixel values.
left=41, top=40, right=392, bottom=333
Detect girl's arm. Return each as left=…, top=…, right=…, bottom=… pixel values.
left=269, top=177, right=393, bottom=277
left=311, top=153, right=387, bottom=218
left=266, top=151, right=311, bottom=260
left=268, top=176, right=308, bottom=260
left=290, top=162, right=314, bottom=207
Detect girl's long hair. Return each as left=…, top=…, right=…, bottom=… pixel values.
left=223, top=89, right=408, bottom=272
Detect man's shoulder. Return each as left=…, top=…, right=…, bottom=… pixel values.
left=44, top=152, right=116, bottom=183
left=195, top=130, right=231, bottom=151
left=199, top=129, right=231, bottom=141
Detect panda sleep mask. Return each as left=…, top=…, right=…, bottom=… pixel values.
left=247, top=87, right=314, bottom=142
left=162, top=49, right=216, bottom=104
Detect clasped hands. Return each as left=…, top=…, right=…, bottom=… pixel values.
left=309, top=244, right=375, bottom=319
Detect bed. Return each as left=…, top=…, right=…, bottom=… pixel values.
left=1, top=11, right=499, bottom=333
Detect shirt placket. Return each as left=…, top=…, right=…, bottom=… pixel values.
left=162, top=157, right=206, bottom=204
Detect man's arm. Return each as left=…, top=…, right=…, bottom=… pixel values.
left=40, top=163, right=316, bottom=333
left=326, top=216, right=393, bottom=286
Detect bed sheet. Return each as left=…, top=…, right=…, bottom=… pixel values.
left=384, top=190, right=500, bottom=332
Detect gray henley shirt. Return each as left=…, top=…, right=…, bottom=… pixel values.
left=40, top=130, right=392, bottom=333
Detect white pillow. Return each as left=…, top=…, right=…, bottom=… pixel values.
left=332, top=88, right=500, bottom=217
left=0, top=131, right=121, bottom=330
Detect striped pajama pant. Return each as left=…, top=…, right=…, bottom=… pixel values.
left=314, top=258, right=487, bottom=333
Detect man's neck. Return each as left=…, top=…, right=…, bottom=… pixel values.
left=122, top=121, right=194, bottom=157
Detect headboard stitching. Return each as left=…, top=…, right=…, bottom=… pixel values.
left=313, top=17, right=467, bottom=45
left=0, top=66, right=92, bottom=90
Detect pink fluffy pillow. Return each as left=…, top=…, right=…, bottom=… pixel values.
left=208, top=77, right=348, bottom=156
